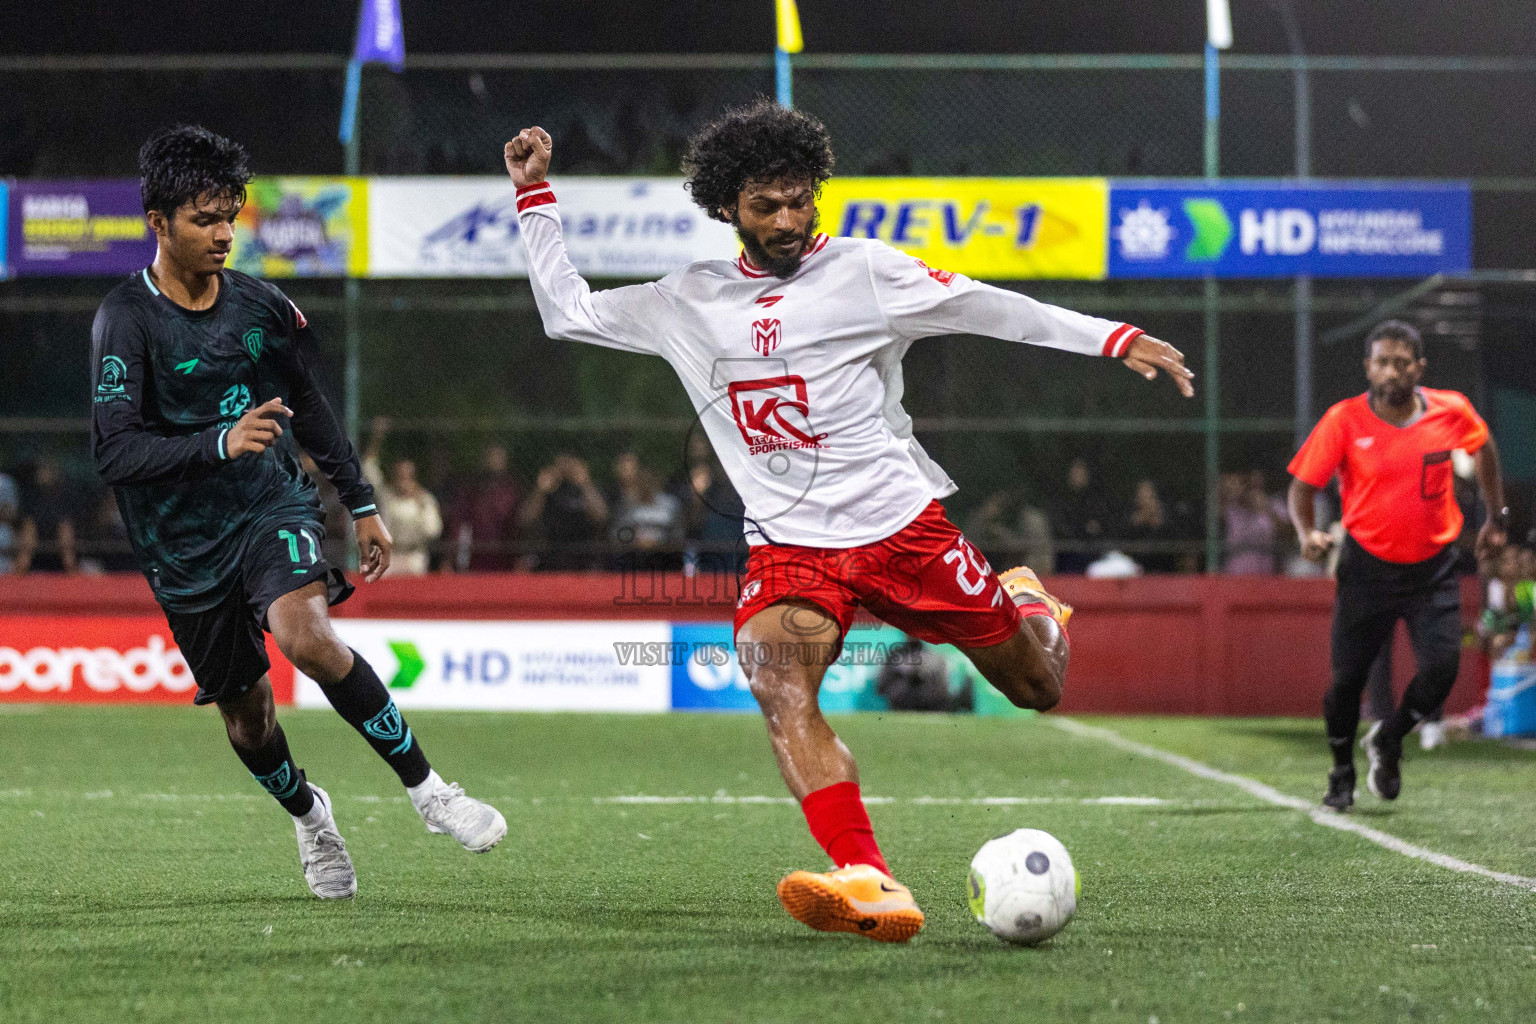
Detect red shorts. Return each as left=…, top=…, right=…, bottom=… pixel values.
left=733, top=500, right=1030, bottom=650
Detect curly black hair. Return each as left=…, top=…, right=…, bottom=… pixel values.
left=138, top=125, right=252, bottom=219
left=682, top=99, right=835, bottom=223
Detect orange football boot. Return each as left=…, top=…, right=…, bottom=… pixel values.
left=776, top=864, right=925, bottom=943
left=998, top=565, right=1072, bottom=628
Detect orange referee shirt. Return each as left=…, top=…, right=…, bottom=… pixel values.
left=1289, top=388, right=1489, bottom=564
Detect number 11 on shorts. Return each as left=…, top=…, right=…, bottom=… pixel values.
left=279, top=528, right=319, bottom=573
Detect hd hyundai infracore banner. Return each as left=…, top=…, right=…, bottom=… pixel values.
left=1107, top=181, right=1471, bottom=279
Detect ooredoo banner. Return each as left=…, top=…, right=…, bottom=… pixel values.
left=1107, top=181, right=1472, bottom=279
left=367, top=177, right=737, bottom=277
left=294, top=619, right=673, bottom=711
left=0, top=616, right=293, bottom=704
left=817, top=177, right=1110, bottom=280
left=6, top=180, right=155, bottom=277
left=230, top=177, right=368, bottom=278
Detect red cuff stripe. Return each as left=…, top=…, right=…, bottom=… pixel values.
left=516, top=190, right=557, bottom=213
left=1101, top=324, right=1142, bottom=358
left=515, top=182, right=552, bottom=196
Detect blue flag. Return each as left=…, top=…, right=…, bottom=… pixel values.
left=353, top=0, right=405, bottom=70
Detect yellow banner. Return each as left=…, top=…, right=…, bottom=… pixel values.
left=818, top=177, right=1108, bottom=280
left=229, top=177, right=368, bottom=278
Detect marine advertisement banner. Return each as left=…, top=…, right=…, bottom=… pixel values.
left=229, top=177, right=368, bottom=278
left=817, top=177, right=1110, bottom=280
left=1106, top=181, right=1472, bottom=279
left=6, top=179, right=155, bottom=276
left=367, top=177, right=738, bottom=277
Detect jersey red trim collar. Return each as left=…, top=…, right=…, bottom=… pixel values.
left=737, top=233, right=831, bottom=278
left=1101, top=324, right=1143, bottom=358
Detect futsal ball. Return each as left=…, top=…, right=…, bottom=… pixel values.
left=967, top=828, right=1079, bottom=945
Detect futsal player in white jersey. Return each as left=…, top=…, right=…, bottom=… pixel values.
left=505, top=102, right=1194, bottom=943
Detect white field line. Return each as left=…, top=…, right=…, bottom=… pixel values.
left=594, top=794, right=1175, bottom=807
left=1050, top=717, right=1536, bottom=893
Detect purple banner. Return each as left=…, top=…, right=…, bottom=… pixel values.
left=353, top=0, right=405, bottom=70
left=8, top=180, right=155, bottom=277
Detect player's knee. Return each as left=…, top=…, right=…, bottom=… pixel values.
left=224, top=705, right=275, bottom=751
left=274, top=617, right=349, bottom=683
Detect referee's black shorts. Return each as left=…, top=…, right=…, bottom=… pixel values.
left=1326, top=534, right=1461, bottom=731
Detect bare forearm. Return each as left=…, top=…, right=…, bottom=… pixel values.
left=1476, top=438, right=1504, bottom=522
left=1288, top=478, right=1319, bottom=539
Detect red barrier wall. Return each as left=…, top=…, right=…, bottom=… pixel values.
left=0, top=573, right=1486, bottom=716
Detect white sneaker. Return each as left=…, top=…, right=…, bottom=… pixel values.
left=295, top=785, right=356, bottom=899
left=1419, top=721, right=1447, bottom=751
left=410, top=772, right=507, bottom=853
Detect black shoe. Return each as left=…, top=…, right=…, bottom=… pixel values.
left=1362, top=722, right=1402, bottom=801
left=1322, top=764, right=1356, bottom=812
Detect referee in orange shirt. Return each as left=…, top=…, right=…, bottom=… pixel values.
left=1288, top=321, right=1505, bottom=812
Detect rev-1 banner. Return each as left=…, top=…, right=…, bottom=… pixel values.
left=1107, top=181, right=1471, bottom=279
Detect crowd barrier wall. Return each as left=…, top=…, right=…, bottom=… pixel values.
left=0, top=573, right=1487, bottom=716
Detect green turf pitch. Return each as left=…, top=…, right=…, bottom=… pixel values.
left=2, top=708, right=1534, bottom=1023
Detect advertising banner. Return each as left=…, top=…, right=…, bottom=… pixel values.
left=818, top=177, right=1109, bottom=280
left=6, top=180, right=155, bottom=276
left=0, top=616, right=293, bottom=704
left=294, top=619, right=673, bottom=711
left=1107, top=181, right=1471, bottom=279
left=368, top=177, right=737, bottom=278
left=0, top=180, right=8, bottom=277
left=670, top=622, right=904, bottom=713
left=230, top=177, right=368, bottom=278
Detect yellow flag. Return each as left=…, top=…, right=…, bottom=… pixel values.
left=775, top=0, right=803, bottom=54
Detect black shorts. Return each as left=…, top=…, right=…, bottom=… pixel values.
left=163, top=519, right=354, bottom=707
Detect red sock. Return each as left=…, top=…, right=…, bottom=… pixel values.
left=800, top=781, right=889, bottom=875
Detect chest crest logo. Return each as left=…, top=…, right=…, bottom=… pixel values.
left=750, top=318, right=781, bottom=357
left=1355, top=436, right=1376, bottom=449
left=220, top=384, right=252, bottom=419
left=243, top=327, right=264, bottom=362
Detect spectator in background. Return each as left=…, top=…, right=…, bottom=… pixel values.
left=1015, top=491, right=1056, bottom=576
left=520, top=453, right=608, bottom=571
left=1053, top=457, right=1111, bottom=573
left=77, top=491, right=136, bottom=574
left=363, top=418, right=443, bottom=576
left=0, top=466, right=17, bottom=574
left=670, top=437, right=746, bottom=574
left=964, top=491, right=1023, bottom=567
left=1123, top=478, right=1180, bottom=573
left=448, top=443, right=522, bottom=571
left=1224, top=471, right=1285, bottom=575
left=610, top=455, right=684, bottom=570
left=15, top=458, right=78, bottom=574
left=301, top=452, right=352, bottom=570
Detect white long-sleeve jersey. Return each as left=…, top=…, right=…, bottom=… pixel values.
left=515, top=180, right=1143, bottom=549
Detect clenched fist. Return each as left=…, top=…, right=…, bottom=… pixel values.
left=504, top=127, right=553, bottom=188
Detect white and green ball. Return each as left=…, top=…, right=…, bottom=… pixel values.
left=967, top=828, right=1079, bottom=945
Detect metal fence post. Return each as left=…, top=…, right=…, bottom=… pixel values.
left=1203, top=42, right=1222, bottom=573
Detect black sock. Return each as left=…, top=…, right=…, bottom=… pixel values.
left=1327, top=736, right=1355, bottom=769
left=320, top=650, right=432, bottom=788
left=232, top=723, right=316, bottom=817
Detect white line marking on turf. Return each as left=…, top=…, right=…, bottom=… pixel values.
left=593, top=794, right=1175, bottom=807
left=1050, top=717, right=1536, bottom=893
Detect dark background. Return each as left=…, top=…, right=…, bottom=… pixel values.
left=6, top=1, right=1536, bottom=57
